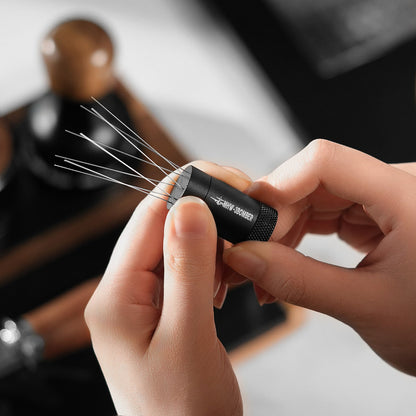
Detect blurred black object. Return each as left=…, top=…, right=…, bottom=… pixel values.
left=0, top=122, right=16, bottom=193
left=0, top=122, right=17, bottom=252
left=202, top=0, right=416, bottom=163
left=263, top=0, right=416, bottom=77
left=0, top=17, right=141, bottom=415
left=22, top=19, right=135, bottom=190
left=23, top=91, right=134, bottom=190
left=216, top=284, right=286, bottom=351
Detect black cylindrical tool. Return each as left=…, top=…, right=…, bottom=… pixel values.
left=167, top=165, right=278, bottom=244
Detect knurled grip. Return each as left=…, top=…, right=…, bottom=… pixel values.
left=246, top=203, right=278, bottom=241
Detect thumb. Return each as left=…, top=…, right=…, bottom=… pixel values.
left=224, top=241, right=370, bottom=324
left=160, top=196, right=218, bottom=336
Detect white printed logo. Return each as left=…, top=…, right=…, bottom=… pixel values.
left=210, top=196, right=254, bottom=222
left=210, top=196, right=235, bottom=211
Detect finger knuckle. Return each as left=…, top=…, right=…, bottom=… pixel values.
left=84, top=293, right=119, bottom=331
left=167, top=251, right=211, bottom=280
left=305, top=138, right=337, bottom=166
left=84, top=297, right=99, bottom=329
left=277, top=272, right=306, bottom=305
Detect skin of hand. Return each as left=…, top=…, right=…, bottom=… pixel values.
left=224, top=139, right=416, bottom=376
left=85, top=162, right=245, bottom=416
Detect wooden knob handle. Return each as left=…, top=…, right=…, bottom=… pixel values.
left=41, top=19, right=115, bottom=101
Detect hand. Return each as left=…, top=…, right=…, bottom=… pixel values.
left=85, top=163, right=244, bottom=416
left=224, top=139, right=416, bottom=376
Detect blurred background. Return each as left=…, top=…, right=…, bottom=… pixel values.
left=1, top=0, right=416, bottom=415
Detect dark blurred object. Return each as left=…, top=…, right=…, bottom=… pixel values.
left=215, top=283, right=286, bottom=351
left=202, top=0, right=416, bottom=163
left=0, top=317, right=44, bottom=378
left=0, top=16, right=188, bottom=416
left=0, top=120, right=17, bottom=252
left=264, top=0, right=416, bottom=78
left=0, top=119, right=17, bottom=192
left=23, top=91, right=134, bottom=190
left=23, top=19, right=134, bottom=190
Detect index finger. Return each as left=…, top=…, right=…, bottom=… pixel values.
left=260, top=140, right=415, bottom=233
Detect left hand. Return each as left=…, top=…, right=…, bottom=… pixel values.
left=85, top=163, right=244, bottom=416
left=224, top=140, right=416, bottom=375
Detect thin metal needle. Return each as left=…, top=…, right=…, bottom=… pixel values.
left=85, top=106, right=181, bottom=182
left=98, top=143, right=175, bottom=176
left=65, top=130, right=160, bottom=189
left=91, top=97, right=182, bottom=171
left=55, top=155, right=177, bottom=188
left=72, top=106, right=188, bottom=189
left=56, top=161, right=171, bottom=202
left=56, top=100, right=190, bottom=195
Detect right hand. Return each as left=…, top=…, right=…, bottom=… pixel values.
left=224, top=140, right=416, bottom=376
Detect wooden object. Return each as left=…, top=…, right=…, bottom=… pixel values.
left=42, top=19, right=115, bottom=100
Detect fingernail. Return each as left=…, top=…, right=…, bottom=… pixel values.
left=246, top=180, right=261, bottom=194
left=254, top=284, right=275, bottom=306
left=223, top=246, right=266, bottom=280
left=224, top=271, right=246, bottom=286
left=214, top=276, right=221, bottom=297
left=172, top=196, right=208, bottom=239
left=214, top=282, right=228, bottom=309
